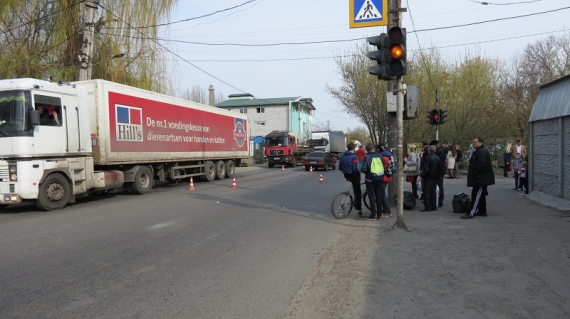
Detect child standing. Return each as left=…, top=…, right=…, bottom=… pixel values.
left=511, top=153, right=523, bottom=190
left=519, top=161, right=528, bottom=194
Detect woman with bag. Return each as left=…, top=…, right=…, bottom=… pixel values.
left=404, top=144, right=420, bottom=199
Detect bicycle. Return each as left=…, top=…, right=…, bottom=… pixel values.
left=330, top=183, right=371, bottom=219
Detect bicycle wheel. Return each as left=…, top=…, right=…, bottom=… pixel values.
left=331, top=191, right=353, bottom=219
left=362, top=190, right=371, bottom=211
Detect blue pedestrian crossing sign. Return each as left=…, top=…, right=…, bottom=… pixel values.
left=349, top=0, right=388, bottom=28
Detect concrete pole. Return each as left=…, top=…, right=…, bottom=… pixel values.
left=388, top=0, right=410, bottom=231
left=79, top=1, right=97, bottom=81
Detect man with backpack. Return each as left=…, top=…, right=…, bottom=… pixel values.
left=360, top=143, right=385, bottom=220
left=377, top=142, right=394, bottom=218
left=339, top=143, right=363, bottom=219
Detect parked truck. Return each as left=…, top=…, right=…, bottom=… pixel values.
left=264, top=130, right=313, bottom=168
left=309, top=131, right=346, bottom=157
left=0, top=78, right=249, bottom=210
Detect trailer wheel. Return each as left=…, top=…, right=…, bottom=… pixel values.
left=130, top=166, right=154, bottom=195
left=225, top=160, right=235, bottom=178
left=35, top=173, right=70, bottom=211
left=215, top=161, right=226, bottom=180
left=202, top=161, right=216, bottom=182
left=268, top=163, right=274, bottom=168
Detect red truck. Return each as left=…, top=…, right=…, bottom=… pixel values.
left=264, top=130, right=313, bottom=168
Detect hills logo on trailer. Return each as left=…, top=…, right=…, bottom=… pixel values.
left=116, top=104, right=143, bottom=142
left=234, top=118, right=246, bottom=147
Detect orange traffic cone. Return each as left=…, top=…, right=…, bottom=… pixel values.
left=310, top=166, right=313, bottom=173
left=281, top=165, right=285, bottom=172
left=318, top=173, right=324, bottom=184
left=189, top=177, right=195, bottom=190
left=231, top=178, right=237, bottom=189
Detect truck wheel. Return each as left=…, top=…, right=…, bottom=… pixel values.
left=35, top=173, right=70, bottom=211
left=202, top=161, right=216, bottom=182
left=304, top=166, right=309, bottom=171
left=225, top=160, right=235, bottom=178
left=268, top=163, right=274, bottom=168
left=215, top=161, right=226, bottom=180
left=130, top=166, right=154, bottom=195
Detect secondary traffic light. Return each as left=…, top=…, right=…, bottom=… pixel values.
left=426, top=109, right=440, bottom=125
left=366, top=27, right=407, bottom=80
left=366, top=34, right=391, bottom=80
left=387, top=27, right=407, bottom=76
left=439, top=109, right=448, bottom=125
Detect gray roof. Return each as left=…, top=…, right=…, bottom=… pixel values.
left=529, top=73, right=570, bottom=122
left=215, top=96, right=315, bottom=110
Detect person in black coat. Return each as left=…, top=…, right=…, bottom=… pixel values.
left=462, top=137, right=495, bottom=219
left=419, top=145, right=441, bottom=212
left=431, top=140, right=447, bottom=207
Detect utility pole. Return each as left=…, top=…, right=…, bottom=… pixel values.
left=79, top=1, right=97, bottom=81
left=387, top=0, right=410, bottom=231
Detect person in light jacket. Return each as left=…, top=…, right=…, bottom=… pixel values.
left=404, top=144, right=420, bottom=199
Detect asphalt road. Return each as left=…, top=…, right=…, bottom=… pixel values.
left=2, top=165, right=569, bottom=319
left=0, top=164, right=347, bottom=319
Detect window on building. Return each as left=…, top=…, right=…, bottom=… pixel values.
left=240, top=108, right=247, bottom=114
left=255, top=121, right=266, bottom=126
left=256, top=107, right=265, bottom=113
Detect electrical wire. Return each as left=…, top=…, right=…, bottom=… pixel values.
left=116, top=0, right=258, bottom=30
left=468, top=0, right=542, bottom=5
left=406, top=0, right=438, bottom=93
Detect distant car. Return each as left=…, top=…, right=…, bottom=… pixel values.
left=303, top=152, right=336, bottom=171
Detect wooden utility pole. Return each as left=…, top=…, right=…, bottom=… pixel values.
left=79, top=1, right=97, bottom=81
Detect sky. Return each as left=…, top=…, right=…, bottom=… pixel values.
left=160, top=0, right=569, bottom=132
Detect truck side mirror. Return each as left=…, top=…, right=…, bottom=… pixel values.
left=29, top=110, right=41, bottom=126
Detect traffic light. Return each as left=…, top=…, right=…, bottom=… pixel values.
left=366, top=27, right=407, bottom=80
left=366, top=34, right=391, bottom=80
left=426, top=109, right=440, bottom=125
left=439, top=109, right=448, bottom=125
left=387, top=27, right=407, bottom=76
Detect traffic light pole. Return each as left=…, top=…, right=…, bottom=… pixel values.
left=387, top=0, right=410, bottom=231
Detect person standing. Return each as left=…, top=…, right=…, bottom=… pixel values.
left=339, top=143, right=363, bottom=218
left=377, top=142, right=393, bottom=218
left=511, top=139, right=528, bottom=161
left=356, top=143, right=366, bottom=172
left=419, top=145, right=441, bottom=212
left=511, top=153, right=523, bottom=190
left=418, top=138, right=430, bottom=200
left=519, top=161, right=529, bottom=194
left=431, top=140, right=447, bottom=207
left=462, top=137, right=495, bottom=219
left=503, top=143, right=512, bottom=177
left=446, top=146, right=457, bottom=178
left=454, top=144, right=463, bottom=178
left=404, top=144, right=420, bottom=199
left=361, top=143, right=384, bottom=220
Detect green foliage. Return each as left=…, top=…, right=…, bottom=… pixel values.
left=329, top=33, right=570, bottom=151
left=0, top=0, right=178, bottom=93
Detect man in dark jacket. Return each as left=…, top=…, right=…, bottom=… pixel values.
left=339, top=143, right=362, bottom=218
left=419, top=145, right=441, bottom=212
left=462, top=137, right=495, bottom=219
left=431, top=140, right=447, bottom=207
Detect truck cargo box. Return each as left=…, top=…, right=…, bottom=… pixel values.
left=77, top=80, right=249, bottom=165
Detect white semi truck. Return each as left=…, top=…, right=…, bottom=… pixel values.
left=0, top=78, right=249, bottom=210
left=309, top=131, right=346, bottom=158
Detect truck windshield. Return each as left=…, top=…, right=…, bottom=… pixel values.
left=309, top=139, right=328, bottom=146
left=265, top=136, right=289, bottom=146
left=0, top=90, right=31, bottom=135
